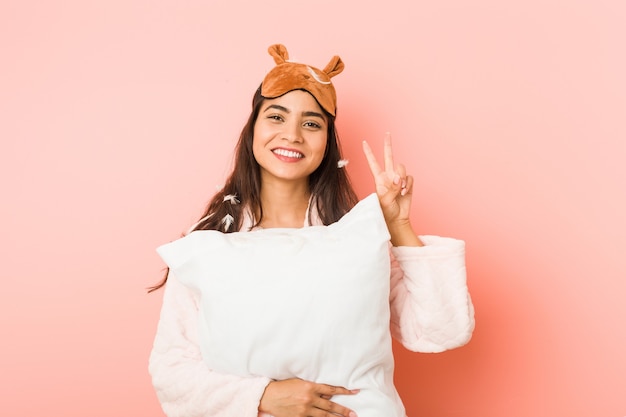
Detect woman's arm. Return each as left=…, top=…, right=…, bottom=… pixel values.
left=388, top=238, right=475, bottom=352
left=363, top=134, right=474, bottom=351
left=149, top=271, right=271, bottom=417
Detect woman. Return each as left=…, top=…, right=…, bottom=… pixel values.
left=149, top=44, right=474, bottom=417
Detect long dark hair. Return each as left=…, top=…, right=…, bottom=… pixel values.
left=148, top=86, right=358, bottom=292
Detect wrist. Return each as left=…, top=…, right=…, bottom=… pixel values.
left=258, top=380, right=275, bottom=413
left=387, top=220, right=423, bottom=247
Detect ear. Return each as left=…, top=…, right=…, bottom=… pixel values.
left=267, top=44, right=289, bottom=65
left=323, top=56, right=344, bottom=78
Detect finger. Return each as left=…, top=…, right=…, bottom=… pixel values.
left=362, top=140, right=383, bottom=177
left=313, top=384, right=359, bottom=417
left=383, top=132, right=395, bottom=174
left=314, top=398, right=357, bottom=417
left=394, top=163, right=407, bottom=189
left=401, top=175, right=414, bottom=196
left=317, top=383, right=359, bottom=397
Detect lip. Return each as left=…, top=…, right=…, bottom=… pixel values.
left=271, top=147, right=304, bottom=162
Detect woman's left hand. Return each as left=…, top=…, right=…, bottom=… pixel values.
left=362, top=133, right=423, bottom=246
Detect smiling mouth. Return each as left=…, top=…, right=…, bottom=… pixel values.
left=272, top=149, right=304, bottom=159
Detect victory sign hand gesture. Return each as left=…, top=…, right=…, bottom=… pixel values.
left=362, top=133, right=423, bottom=247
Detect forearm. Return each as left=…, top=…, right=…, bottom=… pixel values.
left=150, top=348, right=270, bottom=417
left=388, top=236, right=475, bottom=352
left=150, top=273, right=271, bottom=417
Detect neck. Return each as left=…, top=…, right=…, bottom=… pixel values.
left=258, top=179, right=311, bottom=229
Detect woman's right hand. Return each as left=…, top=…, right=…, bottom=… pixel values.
left=258, top=378, right=359, bottom=417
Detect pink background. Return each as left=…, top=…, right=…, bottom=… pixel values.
left=2, top=1, right=624, bottom=416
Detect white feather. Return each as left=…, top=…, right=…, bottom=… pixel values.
left=223, top=194, right=240, bottom=204
left=222, top=214, right=235, bottom=231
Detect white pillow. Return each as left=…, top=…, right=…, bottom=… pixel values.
left=157, top=193, right=406, bottom=416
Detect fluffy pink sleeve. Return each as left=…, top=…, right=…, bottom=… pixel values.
left=148, top=271, right=272, bottom=417
left=388, top=235, right=475, bottom=352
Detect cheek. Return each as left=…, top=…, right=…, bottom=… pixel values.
left=315, top=136, right=329, bottom=159
left=308, top=137, right=328, bottom=171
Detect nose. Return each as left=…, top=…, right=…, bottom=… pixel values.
left=282, top=120, right=303, bottom=143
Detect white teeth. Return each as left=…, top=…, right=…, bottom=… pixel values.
left=273, top=149, right=303, bottom=158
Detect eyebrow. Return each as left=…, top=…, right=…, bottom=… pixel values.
left=263, top=104, right=326, bottom=120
